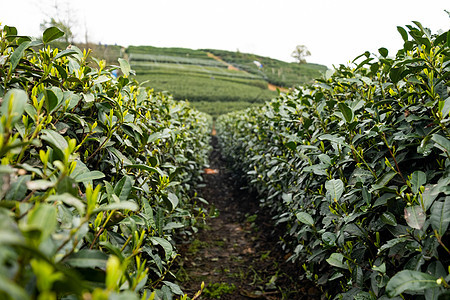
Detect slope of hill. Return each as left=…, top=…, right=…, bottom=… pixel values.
left=125, top=45, right=327, bottom=117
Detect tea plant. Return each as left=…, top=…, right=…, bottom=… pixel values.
left=217, top=22, right=450, bottom=299
left=0, top=24, right=211, bottom=299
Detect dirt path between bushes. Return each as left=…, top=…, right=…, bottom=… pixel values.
left=176, top=135, right=320, bottom=299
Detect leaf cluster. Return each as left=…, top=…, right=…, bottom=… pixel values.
left=0, top=25, right=211, bottom=299
left=217, top=22, right=450, bottom=299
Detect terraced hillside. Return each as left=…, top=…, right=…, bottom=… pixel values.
left=127, top=46, right=327, bottom=117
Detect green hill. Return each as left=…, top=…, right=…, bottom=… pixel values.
left=125, top=45, right=327, bottom=117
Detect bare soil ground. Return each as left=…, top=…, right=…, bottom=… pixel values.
left=176, top=136, right=321, bottom=299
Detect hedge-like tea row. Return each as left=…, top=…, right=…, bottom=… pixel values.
left=0, top=25, right=211, bottom=299
left=217, top=22, right=450, bottom=299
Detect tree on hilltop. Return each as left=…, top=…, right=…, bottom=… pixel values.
left=291, top=45, right=311, bottom=64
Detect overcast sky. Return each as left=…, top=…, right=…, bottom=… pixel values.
left=1, top=0, right=449, bottom=68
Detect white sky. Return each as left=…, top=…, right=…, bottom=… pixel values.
left=1, top=0, right=449, bottom=68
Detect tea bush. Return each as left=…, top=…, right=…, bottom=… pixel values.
left=0, top=25, right=211, bottom=299
left=217, top=22, right=450, bottom=299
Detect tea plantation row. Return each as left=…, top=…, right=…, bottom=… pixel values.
left=0, top=25, right=211, bottom=299
left=217, top=22, right=450, bottom=299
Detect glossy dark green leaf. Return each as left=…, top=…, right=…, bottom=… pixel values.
left=113, top=175, right=133, bottom=202
left=42, top=27, right=64, bottom=43
left=9, top=41, right=31, bottom=71
left=296, top=211, right=314, bottom=226
left=381, top=211, right=397, bottom=226
left=397, top=26, right=408, bottom=41
left=150, top=237, right=173, bottom=260
left=386, top=270, right=438, bottom=297
left=378, top=47, right=389, bottom=57
left=432, top=134, right=450, bottom=154
left=430, top=197, right=450, bottom=236
left=326, top=253, right=347, bottom=269
left=338, top=102, right=353, bottom=123
left=41, top=129, right=68, bottom=150
left=57, top=176, right=78, bottom=196
left=5, top=175, right=31, bottom=201
left=410, top=171, right=426, bottom=194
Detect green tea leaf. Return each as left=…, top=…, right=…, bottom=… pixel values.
left=325, top=179, right=344, bottom=203
left=167, top=192, right=179, bottom=210
left=93, top=201, right=139, bottom=213
left=397, top=26, right=409, bottom=41
left=41, top=129, right=68, bottom=151
left=150, top=237, right=173, bottom=260
left=9, top=41, right=31, bottom=71
left=118, top=58, right=131, bottom=77
left=114, top=175, right=133, bottom=202
left=0, top=273, right=29, bottom=300
left=386, top=270, right=438, bottom=297
left=296, top=211, right=314, bottom=226
left=65, top=250, right=108, bottom=269
left=1, top=89, right=28, bottom=125
left=47, top=193, right=85, bottom=215
left=381, top=211, right=397, bottom=226
left=432, top=134, right=450, bottom=154
left=404, top=205, right=425, bottom=230
left=43, top=27, right=64, bottom=43
left=326, top=253, right=347, bottom=269
left=338, top=102, right=354, bottom=123
left=5, top=175, right=31, bottom=200
left=322, top=232, right=336, bottom=246
left=440, top=96, right=450, bottom=118
left=27, top=204, right=57, bottom=242
left=430, top=197, right=450, bottom=236
left=410, top=171, right=426, bottom=194
left=74, top=171, right=105, bottom=183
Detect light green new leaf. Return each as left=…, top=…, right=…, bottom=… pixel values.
left=118, top=58, right=131, bottom=77
left=326, top=253, right=347, bottom=269
left=325, top=179, right=344, bottom=202
left=43, top=27, right=64, bottom=44
left=404, top=205, right=425, bottom=230
left=1, top=89, right=28, bottom=125
left=430, top=197, right=450, bottom=236
left=296, top=211, right=314, bottom=226
left=386, top=270, right=438, bottom=297
left=410, top=171, right=426, bottom=194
